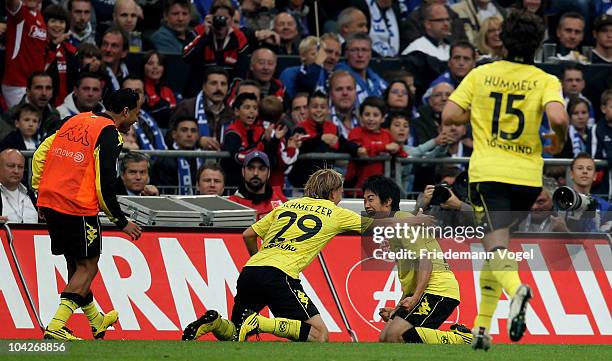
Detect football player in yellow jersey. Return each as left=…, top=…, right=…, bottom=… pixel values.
left=361, top=176, right=472, bottom=345
left=442, top=11, right=569, bottom=350
left=183, top=169, right=368, bottom=342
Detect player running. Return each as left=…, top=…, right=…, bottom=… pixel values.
left=442, top=10, right=568, bottom=350
left=362, top=176, right=472, bottom=345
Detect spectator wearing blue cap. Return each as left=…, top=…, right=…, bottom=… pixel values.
left=228, top=150, right=287, bottom=219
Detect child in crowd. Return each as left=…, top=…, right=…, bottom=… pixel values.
left=76, top=43, right=110, bottom=94
left=345, top=96, right=406, bottom=194
left=221, top=92, right=273, bottom=187
left=258, top=95, right=300, bottom=190
left=0, top=103, right=40, bottom=152
left=289, top=91, right=359, bottom=188
left=279, top=36, right=319, bottom=99
left=385, top=111, right=448, bottom=193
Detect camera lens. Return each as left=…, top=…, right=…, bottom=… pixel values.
left=213, top=15, right=228, bottom=28
left=430, top=185, right=451, bottom=206
left=553, top=186, right=577, bottom=210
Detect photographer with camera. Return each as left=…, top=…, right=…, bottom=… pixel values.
left=183, top=0, right=250, bottom=82
left=414, top=167, right=473, bottom=228
left=552, top=152, right=612, bottom=232
left=519, top=177, right=570, bottom=233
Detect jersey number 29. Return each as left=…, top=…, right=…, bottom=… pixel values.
left=269, top=211, right=323, bottom=244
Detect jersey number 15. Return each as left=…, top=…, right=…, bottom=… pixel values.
left=490, top=92, right=526, bottom=140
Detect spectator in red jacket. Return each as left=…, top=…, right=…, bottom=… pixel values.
left=221, top=92, right=276, bottom=187
left=141, top=51, right=177, bottom=129
left=183, top=0, right=249, bottom=82
left=289, top=90, right=360, bottom=188
left=2, top=0, right=48, bottom=108
left=228, top=150, right=286, bottom=219
left=258, top=95, right=300, bottom=190
left=345, top=96, right=406, bottom=193
left=43, top=4, right=79, bottom=107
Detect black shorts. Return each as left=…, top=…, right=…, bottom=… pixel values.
left=42, top=208, right=102, bottom=259
left=392, top=293, right=459, bottom=329
left=231, top=266, right=319, bottom=325
left=468, top=182, right=541, bottom=232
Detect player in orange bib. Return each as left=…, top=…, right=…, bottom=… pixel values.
left=32, top=89, right=143, bottom=340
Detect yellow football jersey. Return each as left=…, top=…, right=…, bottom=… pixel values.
left=449, top=60, right=565, bottom=187
left=388, top=212, right=460, bottom=301
left=248, top=197, right=362, bottom=279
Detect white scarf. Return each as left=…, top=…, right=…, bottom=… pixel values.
left=367, top=0, right=400, bottom=57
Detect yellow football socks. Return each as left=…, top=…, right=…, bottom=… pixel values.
left=474, top=260, right=503, bottom=330
left=257, top=315, right=302, bottom=341
left=48, top=298, right=79, bottom=331
left=490, top=249, right=521, bottom=297
left=212, top=319, right=237, bottom=341
left=81, top=302, right=104, bottom=329
left=414, top=327, right=471, bottom=344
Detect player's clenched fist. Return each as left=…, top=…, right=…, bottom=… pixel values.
left=122, top=220, right=142, bottom=240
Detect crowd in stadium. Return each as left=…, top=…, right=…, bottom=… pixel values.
left=0, top=0, right=611, bottom=223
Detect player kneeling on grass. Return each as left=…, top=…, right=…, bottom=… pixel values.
left=183, top=168, right=367, bottom=342
left=362, top=176, right=472, bottom=345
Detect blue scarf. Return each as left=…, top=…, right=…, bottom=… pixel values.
left=336, top=62, right=387, bottom=105
left=176, top=142, right=204, bottom=195
left=329, top=105, right=360, bottom=139
left=105, top=62, right=129, bottom=91
left=134, top=110, right=167, bottom=150
left=195, top=90, right=210, bottom=137
left=569, top=125, right=587, bottom=157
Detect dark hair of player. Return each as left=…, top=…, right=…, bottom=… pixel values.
left=362, top=175, right=401, bottom=212
left=103, top=89, right=140, bottom=113
left=500, top=10, right=545, bottom=63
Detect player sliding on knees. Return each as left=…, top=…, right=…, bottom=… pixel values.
left=442, top=10, right=568, bottom=351
left=182, top=169, right=358, bottom=342
left=362, top=176, right=473, bottom=345
left=182, top=169, right=433, bottom=342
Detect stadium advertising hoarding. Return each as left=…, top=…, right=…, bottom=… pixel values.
left=0, top=226, right=610, bottom=343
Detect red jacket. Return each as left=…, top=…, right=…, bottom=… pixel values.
left=298, top=118, right=340, bottom=150
left=268, top=133, right=298, bottom=189
left=183, top=25, right=249, bottom=78
left=228, top=186, right=287, bottom=219
left=345, top=127, right=407, bottom=191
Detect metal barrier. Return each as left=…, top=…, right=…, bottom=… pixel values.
left=19, top=150, right=610, bottom=197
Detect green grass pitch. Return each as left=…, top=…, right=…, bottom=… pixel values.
left=2, top=341, right=611, bottom=361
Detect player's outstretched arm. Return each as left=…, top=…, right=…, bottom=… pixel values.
left=243, top=226, right=259, bottom=256
left=544, top=101, right=569, bottom=155
left=442, top=100, right=470, bottom=126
